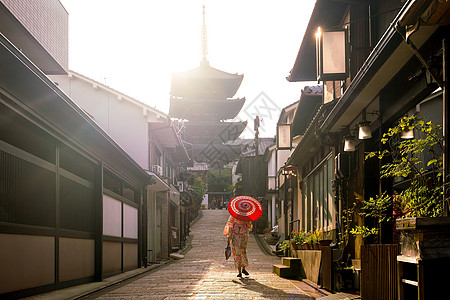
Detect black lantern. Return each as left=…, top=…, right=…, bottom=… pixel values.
left=277, top=123, right=292, bottom=150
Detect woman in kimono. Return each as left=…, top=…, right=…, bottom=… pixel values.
left=223, top=215, right=252, bottom=277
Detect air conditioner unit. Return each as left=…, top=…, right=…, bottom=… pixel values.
left=151, top=165, right=163, bottom=176
left=177, top=181, right=184, bottom=192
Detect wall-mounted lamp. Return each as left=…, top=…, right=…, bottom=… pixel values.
left=344, top=135, right=356, bottom=152
left=281, top=165, right=297, bottom=176
left=358, top=122, right=372, bottom=139
left=358, top=109, right=372, bottom=139
left=401, top=128, right=414, bottom=139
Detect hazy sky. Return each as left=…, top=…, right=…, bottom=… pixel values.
left=60, top=0, right=317, bottom=138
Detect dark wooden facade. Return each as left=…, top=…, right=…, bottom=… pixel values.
left=0, top=33, right=148, bottom=298
left=240, top=156, right=267, bottom=198
left=287, top=0, right=450, bottom=295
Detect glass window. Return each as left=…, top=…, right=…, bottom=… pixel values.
left=314, top=173, right=320, bottom=229
left=301, top=153, right=335, bottom=232
left=327, top=157, right=334, bottom=227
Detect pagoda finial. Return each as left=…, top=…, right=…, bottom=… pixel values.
left=201, top=5, right=208, bottom=64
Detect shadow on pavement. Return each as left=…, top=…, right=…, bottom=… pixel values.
left=232, top=277, right=314, bottom=299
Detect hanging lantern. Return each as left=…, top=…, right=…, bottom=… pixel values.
left=344, top=136, right=356, bottom=152
left=401, top=128, right=414, bottom=139
left=358, top=121, right=372, bottom=139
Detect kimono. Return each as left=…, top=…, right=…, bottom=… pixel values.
left=223, top=216, right=252, bottom=269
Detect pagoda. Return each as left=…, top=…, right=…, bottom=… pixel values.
left=169, top=6, right=246, bottom=168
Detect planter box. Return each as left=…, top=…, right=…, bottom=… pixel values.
left=291, top=250, right=321, bottom=283
left=396, top=217, right=450, bottom=260
left=319, top=239, right=332, bottom=247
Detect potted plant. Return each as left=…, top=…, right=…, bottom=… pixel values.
left=291, top=229, right=306, bottom=250
left=304, top=231, right=314, bottom=249
left=308, top=229, right=322, bottom=249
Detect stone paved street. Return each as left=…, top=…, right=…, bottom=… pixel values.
left=88, top=209, right=328, bottom=299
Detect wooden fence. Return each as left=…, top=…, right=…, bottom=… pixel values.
left=361, top=244, right=399, bottom=300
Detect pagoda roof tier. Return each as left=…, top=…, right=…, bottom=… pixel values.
left=170, top=61, right=244, bottom=99
left=183, top=121, right=247, bottom=144
left=169, top=97, right=245, bottom=121
left=190, top=143, right=242, bottom=168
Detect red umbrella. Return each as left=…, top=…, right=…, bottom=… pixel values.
left=228, top=195, right=263, bottom=222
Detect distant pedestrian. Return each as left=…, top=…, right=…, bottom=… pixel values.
left=223, top=215, right=252, bottom=277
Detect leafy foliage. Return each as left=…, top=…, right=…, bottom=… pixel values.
left=291, top=229, right=306, bottom=243
left=352, top=116, right=447, bottom=240
left=191, top=177, right=206, bottom=209
left=280, top=240, right=291, bottom=252
left=310, top=228, right=323, bottom=244
left=340, top=201, right=357, bottom=246
left=366, top=116, right=445, bottom=218
left=207, top=167, right=234, bottom=194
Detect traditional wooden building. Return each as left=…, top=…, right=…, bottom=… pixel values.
left=274, top=101, right=300, bottom=238
left=51, top=71, right=191, bottom=261
left=287, top=0, right=449, bottom=295
left=0, top=4, right=149, bottom=296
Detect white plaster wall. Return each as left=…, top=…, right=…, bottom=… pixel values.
left=231, top=162, right=240, bottom=185
left=107, top=96, right=148, bottom=169
left=102, top=194, right=122, bottom=237
left=51, top=75, right=149, bottom=169
left=268, top=150, right=276, bottom=177
left=123, top=203, right=138, bottom=239
left=277, top=149, right=290, bottom=171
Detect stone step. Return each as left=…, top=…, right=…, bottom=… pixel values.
left=273, top=264, right=297, bottom=278
left=281, top=257, right=302, bottom=268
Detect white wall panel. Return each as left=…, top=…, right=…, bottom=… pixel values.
left=103, top=194, right=122, bottom=237
left=123, top=203, right=138, bottom=239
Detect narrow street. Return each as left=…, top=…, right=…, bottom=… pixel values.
left=87, top=209, right=328, bottom=299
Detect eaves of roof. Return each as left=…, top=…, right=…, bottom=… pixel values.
left=277, top=100, right=299, bottom=125
left=287, top=0, right=349, bottom=82
left=287, top=100, right=335, bottom=166
left=291, top=86, right=323, bottom=136
left=69, top=70, right=167, bottom=119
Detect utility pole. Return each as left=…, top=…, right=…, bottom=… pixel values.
left=254, top=116, right=260, bottom=156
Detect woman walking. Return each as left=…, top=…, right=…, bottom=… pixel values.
left=223, top=215, right=252, bottom=277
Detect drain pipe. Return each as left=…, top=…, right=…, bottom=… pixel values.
left=394, top=22, right=443, bottom=88
left=395, top=22, right=448, bottom=215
